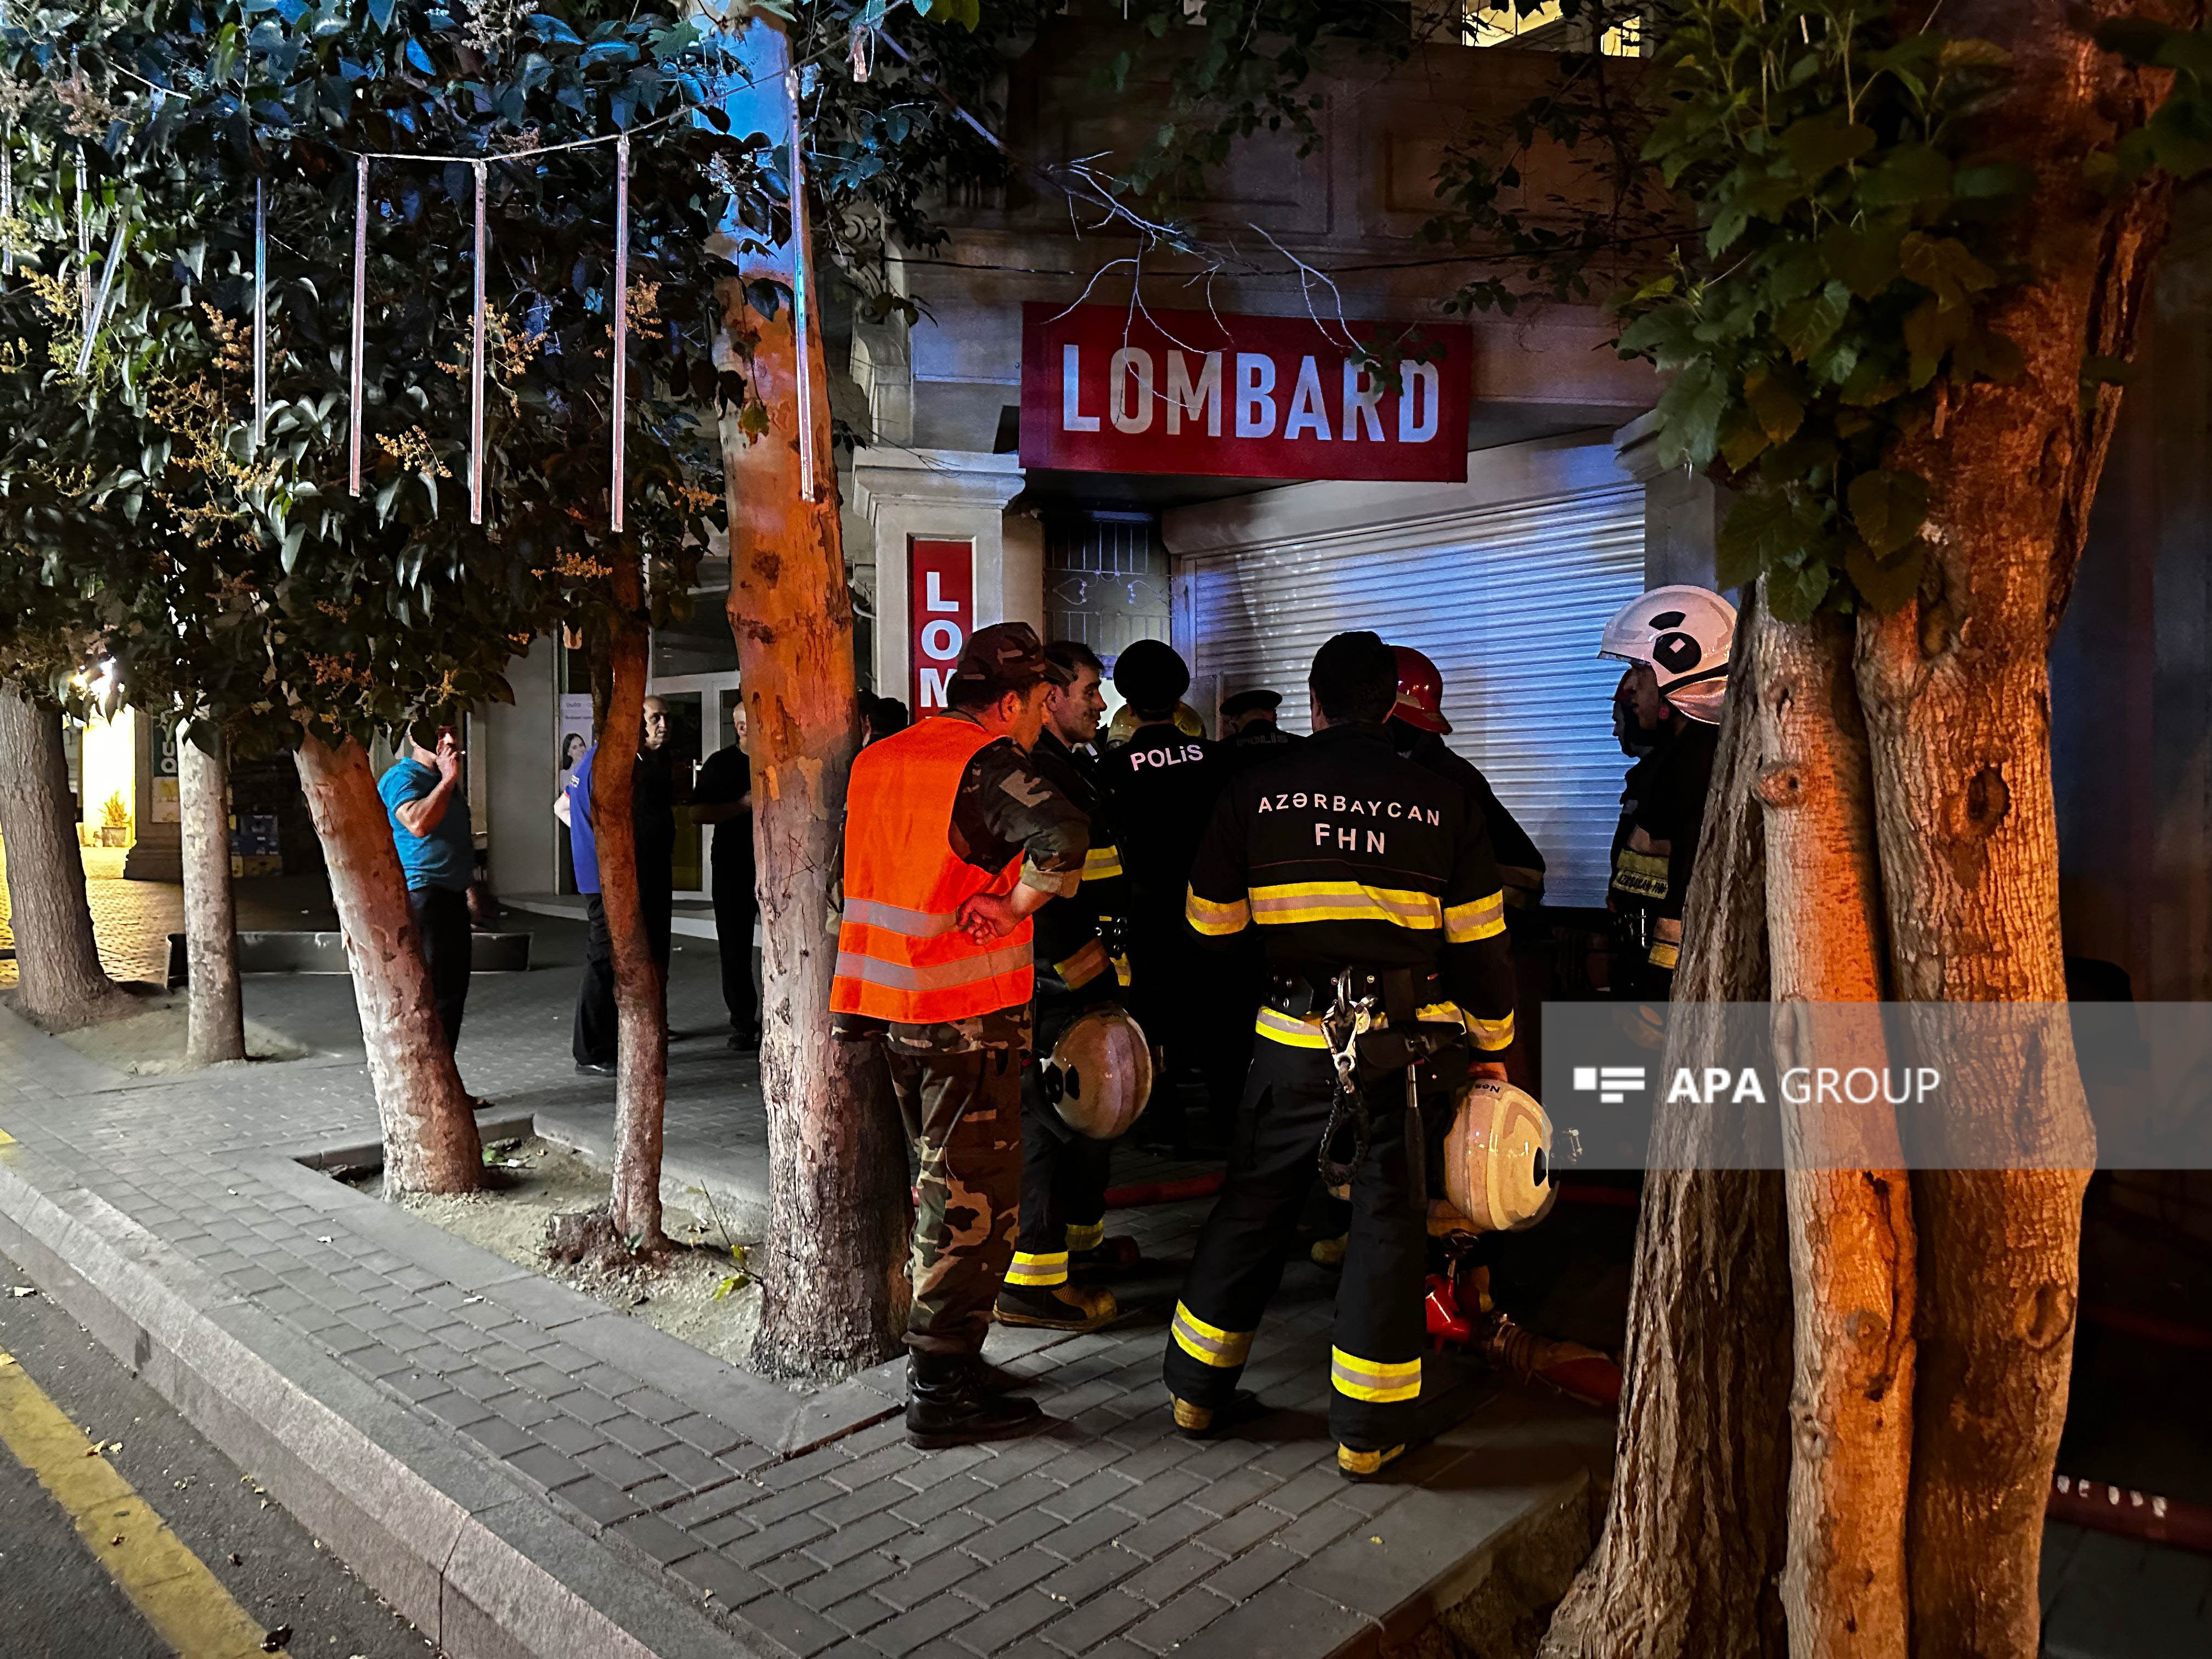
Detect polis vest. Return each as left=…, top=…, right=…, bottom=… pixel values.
left=830, top=716, right=1035, bottom=1024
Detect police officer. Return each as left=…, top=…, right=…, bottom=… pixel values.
left=995, top=640, right=1136, bottom=1332
left=830, top=623, right=1087, bottom=1448
left=1218, top=687, right=1300, bottom=772
left=1165, top=631, right=1517, bottom=1478
left=1094, top=640, right=1231, bottom=1143
left=1386, top=647, right=1545, bottom=911
left=1596, top=588, right=1734, bottom=997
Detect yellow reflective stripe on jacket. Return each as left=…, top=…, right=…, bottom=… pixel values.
left=831, top=942, right=1032, bottom=994
left=1331, top=1347, right=1421, bottom=1403
left=1248, top=882, right=1441, bottom=930
left=1053, top=939, right=1111, bottom=990
left=1255, top=1007, right=1330, bottom=1049
left=1649, top=940, right=1680, bottom=970
left=1083, top=844, right=1124, bottom=882
left=1005, top=1250, right=1068, bottom=1287
left=1171, top=1302, right=1253, bottom=1369
left=1466, top=1009, right=1515, bottom=1052
left=1186, top=888, right=1251, bottom=937
left=1066, top=1221, right=1104, bottom=1252
left=1443, top=891, right=1505, bottom=944
left=1612, top=849, right=1669, bottom=901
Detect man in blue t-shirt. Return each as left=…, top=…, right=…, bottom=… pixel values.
left=378, top=725, right=474, bottom=1051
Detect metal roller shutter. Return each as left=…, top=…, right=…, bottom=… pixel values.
left=1175, top=478, right=1645, bottom=906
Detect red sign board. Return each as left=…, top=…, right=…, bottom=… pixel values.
left=909, top=539, right=974, bottom=715
left=1019, top=303, right=1471, bottom=482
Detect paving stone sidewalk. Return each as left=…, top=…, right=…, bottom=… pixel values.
left=0, top=882, right=1612, bottom=1658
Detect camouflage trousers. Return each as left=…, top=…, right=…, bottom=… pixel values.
left=887, top=1044, right=1025, bottom=1357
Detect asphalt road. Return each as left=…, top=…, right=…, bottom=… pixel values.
left=0, top=1247, right=435, bottom=1659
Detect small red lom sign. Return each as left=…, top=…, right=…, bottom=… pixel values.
left=1018, top=303, right=1472, bottom=482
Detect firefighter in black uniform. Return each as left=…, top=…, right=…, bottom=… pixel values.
left=1095, top=640, right=1231, bottom=1145
left=996, top=641, right=1135, bottom=1331
left=1596, top=588, right=1735, bottom=997
left=1386, top=646, right=1545, bottom=911
left=1164, top=632, right=1517, bottom=1478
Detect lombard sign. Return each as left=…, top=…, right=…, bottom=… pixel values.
left=909, top=539, right=974, bottom=716
left=1019, top=303, right=1472, bottom=482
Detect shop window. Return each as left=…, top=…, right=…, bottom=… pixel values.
left=1044, top=510, right=1173, bottom=668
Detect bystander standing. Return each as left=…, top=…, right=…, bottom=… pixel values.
left=378, top=724, right=475, bottom=1053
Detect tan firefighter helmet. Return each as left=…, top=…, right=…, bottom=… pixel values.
left=1442, top=1079, right=1556, bottom=1234
left=1043, top=1006, right=1154, bottom=1140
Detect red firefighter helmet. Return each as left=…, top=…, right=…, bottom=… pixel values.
left=1390, top=645, right=1451, bottom=735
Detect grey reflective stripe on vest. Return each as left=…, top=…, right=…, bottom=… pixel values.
left=841, top=896, right=962, bottom=939
left=831, top=942, right=1034, bottom=991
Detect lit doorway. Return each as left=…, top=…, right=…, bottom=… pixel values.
left=649, top=592, right=742, bottom=902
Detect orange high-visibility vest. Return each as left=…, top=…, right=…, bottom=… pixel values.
left=831, top=715, right=1034, bottom=1025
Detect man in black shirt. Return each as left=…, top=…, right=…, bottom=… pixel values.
left=1218, top=687, right=1300, bottom=774
left=1165, top=633, right=1517, bottom=1477
left=1386, top=646, right=1545, bottom=911
left=691, top=699, right=759, bottom=1048
left=1094, top=640, right=1231, bottom=1145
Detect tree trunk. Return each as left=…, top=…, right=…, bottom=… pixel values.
left=721, top=14, right=908, bottom=1379
left=179, top=725, right=246, bottom=1066
left=597, top=578, right=669, bottom=1253
left=1861, top=7, right=2185, bottom=1650
left=1543, top=602, right=1793, bottom=1659
left=294, top=732, right=481, bottom=1194
left=1754, top=603, right=1915, bottom=1658
left=0, top=688, right=127, bottom=1030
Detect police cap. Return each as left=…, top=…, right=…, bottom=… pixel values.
left=1220, top=687, right=1282, bottom=719
left=1111, top=639, right=1190, bottom=714
left=950, top=622, right=1069, bottom=704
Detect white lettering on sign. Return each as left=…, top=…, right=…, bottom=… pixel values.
left=1342, top=360, right=1385, bottom=442
left=1234, top=353, right=1277, bottom=438
left=1166, top=351, right=1222, bottom=436
left=1400, top=360, right=1441, bottom=444
left=919, top=619, right=963, bottom=661
left=925, top=572, right=961, bottom=613
left=1284, top=356, right=1331, bottom=442
left=1110, top=347, right=1154, bottom=435
left=1062, top=344, right=1100, bottom=432
left=920, top=668, right=953, bottom=707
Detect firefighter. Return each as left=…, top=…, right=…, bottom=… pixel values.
left=1596, top=586, right=1735, bottom=996
left=995, top=640, right=1136, bottom=1331
left=830, top=622, right=1088, bottom=1448
left=1386, top=647, right=1545, bottom=910
left=1164, top=631, right=1517, bottom=1478
left=1095, top=640, right=1231, bottom=1145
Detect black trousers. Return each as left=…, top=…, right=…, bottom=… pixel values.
left=1163, top=1037, right=1450, bottom=1451
left=407, top=884, right=471, bottom=1052
left=573, top=880, right=673, bottom=1066
left=1012, top=1074, right=1114, bottom=1289
left=712, top=864, right=759, bottom=1032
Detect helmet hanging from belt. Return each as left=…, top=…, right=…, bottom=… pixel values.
left=1441, top=1079, right=1556, bottom=1234
left=1043, top=1006, right=1154, bottom=1140
left=1597, top=585, right=1737, bottom=726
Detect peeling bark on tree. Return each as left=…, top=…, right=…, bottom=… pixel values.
left=1861, top=5, right=2188, bottom=1650
left=179, top=725, right=246, bottom=1066
left=597, top=578, right=669, bottom=1254
left=294, top=732, right=481, bottom=1194
left=719, top=13, right=907, bottom=1381
left=0, top=688, right=128, bottom=1031
left=1754, top=603, right=1915, bottom=1658
left=1543, top=610, right=1793, bottom=1659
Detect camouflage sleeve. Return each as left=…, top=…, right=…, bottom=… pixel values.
left=952, top=741, right=1090, bottom=897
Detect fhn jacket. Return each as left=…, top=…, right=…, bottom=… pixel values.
left=1182, top=723, right=1516, bottom=1053
left=831, top=715, right=1086, bottom=1026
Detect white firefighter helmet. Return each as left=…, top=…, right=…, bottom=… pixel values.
left=1043, top=1007, right=1154, bottom=1140
left=1442, top=1079, right=1556, bottom=1234
left=1598, top=585, right=1736, bottom=726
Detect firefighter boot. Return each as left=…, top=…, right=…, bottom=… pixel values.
left=1170, top=1389, right=1268, bottom=1438
left=994, top=1282, right=1118, bottom=1332
left=1337, top=1443, right=1406, bottom=1480
left=906, top=1351, right=1049, bottom=1449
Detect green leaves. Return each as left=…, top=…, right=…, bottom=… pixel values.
left=1780, top=112, right=1877, bottom=182
left=1847, top=470, right=1927, bottom=557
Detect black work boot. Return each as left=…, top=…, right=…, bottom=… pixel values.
left=994, top=1282, right=1118, bottom=1331
left=906, top=1350, right=1051, bottom=1449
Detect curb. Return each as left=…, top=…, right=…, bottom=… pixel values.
left=0, top=1141, right=762, bottom=1659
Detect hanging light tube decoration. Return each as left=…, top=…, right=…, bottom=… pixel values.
left=470, top=159, right=487, bottom=526
left=75, top=152, right=91, bottom=328
left=786, top=71, right=819, bottom=504
left=611, top=132, right=629, bottom=533
left=252, top=178, right=268, bottom=451
left=72, top=215, right=128, bottom=380
left=350, top=155, right=367, bottom=496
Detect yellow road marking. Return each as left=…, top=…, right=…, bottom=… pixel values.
left=0, top=1346, right=289, bottom=1657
